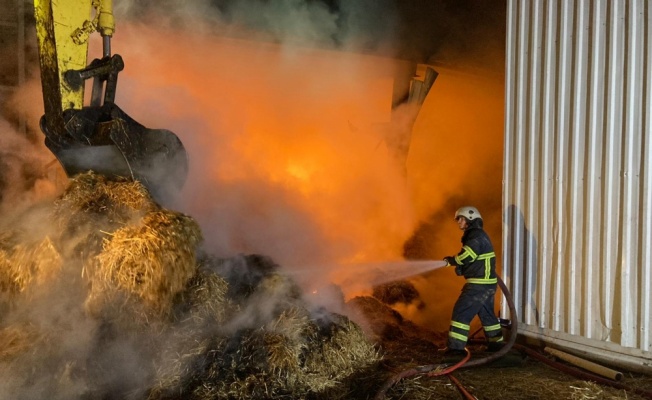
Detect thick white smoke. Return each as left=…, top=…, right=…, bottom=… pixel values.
left=0, top=2, right=413, bottom=399
left=0, top=1, right=506, bottom=398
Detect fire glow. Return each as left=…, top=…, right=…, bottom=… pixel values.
left=78, top=21, right=504, bottom=330
left=111, top=24, right=418, bottom=271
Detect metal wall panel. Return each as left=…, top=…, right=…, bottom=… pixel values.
left=503, top=0, right=652, bottom=372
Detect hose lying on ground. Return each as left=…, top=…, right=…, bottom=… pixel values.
left=373, top=276, right=518, bottom=400
left=374, top=274, right=652, bottom=400
left=447, top=373, right=478, bottom=400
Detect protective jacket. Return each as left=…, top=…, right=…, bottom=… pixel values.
left=444, top=217, right=503, bottom=351
left=448, top=218, right=496, bottom=284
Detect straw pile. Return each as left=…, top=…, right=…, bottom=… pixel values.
left=303, top=313, right=382, bottom=389
left=205, top=253, right=297, bottom=302
left=5, top=173, right=650, bottom=399
left=85, top=208, right=202, bottom=320
left=177, top=267, right=231, bottom=325
left=346, top=295, right=409, bottom=342
left=0, top=323, right=44, bottom=360
left=51, top=171, right=156, bottom=262
left=149, top=311, right=381, bottom=400
left=346, top=295, right=446, bottom=350
left=45, top=172, right=202, bottom=322
left=1, top=172, right=386, bottom=399
left=53, top=171, right=154, bottom=217
left=0, top=233, right=62, bottom=298
left=147, top=255, right=382, bottom=400
left=372, top=280, right=421, bottom=305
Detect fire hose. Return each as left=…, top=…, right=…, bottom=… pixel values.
left=373, top=276, right=518, bottom=400
left=447, top=373, right=478, bottom=400
left=373, top=274, right=652, bottom=400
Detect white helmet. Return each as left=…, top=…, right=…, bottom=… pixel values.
left=455, top=206, right=481, bottom=221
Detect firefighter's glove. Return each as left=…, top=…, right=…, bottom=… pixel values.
left=443, top=256, right=456, bottom=267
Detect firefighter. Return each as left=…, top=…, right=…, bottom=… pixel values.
left=441, top=206, right=504, bottom=356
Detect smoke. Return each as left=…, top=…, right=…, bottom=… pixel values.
left=0, top=82, right=62, bottom=216
left=0, top=0, right=507, bottom=397
left=1, top=0, right=506, bottom=274
left=401, top=66, right=505, bottom=331
left=0, top=2, right=410, bottom=399
left=102, top=17, right=417, bottom=272
left=112, top=0, right=399, bottom=54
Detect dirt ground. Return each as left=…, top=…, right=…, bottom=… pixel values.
left=350, top=296, right=652, bottom=400
left=377, top=340, right=652, bottom=400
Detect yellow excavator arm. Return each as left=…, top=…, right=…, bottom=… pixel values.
left=34, top=0, right=93, bottom=117
left=33, top=0, right=188, bottom=202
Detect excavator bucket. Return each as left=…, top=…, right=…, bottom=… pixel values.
left=42, top=103, right=188, bottom=201
left=34, top=0, right=188, bottom=202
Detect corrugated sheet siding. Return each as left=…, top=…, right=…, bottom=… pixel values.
left=503, top=0, right=652, bottom=368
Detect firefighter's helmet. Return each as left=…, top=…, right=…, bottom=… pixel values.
left=455, top=206, right=482, bottom=221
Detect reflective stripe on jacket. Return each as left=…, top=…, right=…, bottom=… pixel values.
left=454, top=219, right=497, bottom=284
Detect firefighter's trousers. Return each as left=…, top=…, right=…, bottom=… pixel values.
left=447, top=283, right=503, bottom=350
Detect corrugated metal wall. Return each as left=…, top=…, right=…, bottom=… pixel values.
left=503, top=0, right=652, bottom=371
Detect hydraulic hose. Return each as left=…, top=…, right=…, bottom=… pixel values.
left=373, top=276, right=518, bottom=400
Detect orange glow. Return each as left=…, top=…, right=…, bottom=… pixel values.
left=87, top=25, right=504, bottom=331
left=108, top=25, right=415, bottom=273
left=405, top=67, right=505, bottom=331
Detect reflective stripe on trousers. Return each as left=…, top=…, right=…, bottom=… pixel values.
left=447, top=283, right=503, bottom=350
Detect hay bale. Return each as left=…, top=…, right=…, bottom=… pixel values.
left=345, top=296, right=406, bottom=341
left=199, top=253, right=304, bottom=327
left=264, top=332, right=302, bottom=377
left=86, top=208, right=202, bottom=319
left=0, top=323, right=43, bottom=360
left=203, top=254, right=284, bottom=302
left=53, top=171, right=154, bottom=218
left=303, top=313, right=381, bottom=391
left=372, top=280, right=420, bottom=305
left=256, top=273, right=303, bottom=303
left=47, top=172, right=203, bottom=321
left=264, top=307, right=312, bottom=380
left=176, top=307, right=316, bottom=399
left=177, top=269, right=231, bottom=325
left=23, top=237, right=63, bottom=288
left=3, top=244, right=36, bottom=293
left=147, top=294, right=380, bottom=399
left=51, top=172, right=156, bottom=261
left=193, top=372, right=275, bottom=400
left=0, top=248, right=16, bottom=294
left=0, top=236, right=62, bottom=296
left=149, top=328, right=274, bottom=400
left=180, top=318, right=311, bottom=399
left=346, top=295, right=446, bottom=350
left=147, top=333, right=223, bottom=400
